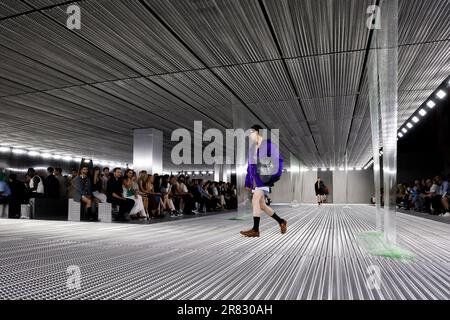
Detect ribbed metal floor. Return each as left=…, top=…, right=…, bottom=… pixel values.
left=0, top=205, right=449, bottom=300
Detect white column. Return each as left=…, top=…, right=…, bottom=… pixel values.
left=133, top=128, right=163, bottom=174
left=368, top=50, right=383, bottom=231
left=290, top=153, right=301, bottom=206
left=378, top=0, right=399, bottom=244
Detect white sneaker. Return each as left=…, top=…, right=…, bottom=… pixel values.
left=442, top=212, right=450, bottom=217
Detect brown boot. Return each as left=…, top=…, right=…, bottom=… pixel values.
left=280, top=220, right=287, bottom=234
left=240, top=229, right=260, bottom=237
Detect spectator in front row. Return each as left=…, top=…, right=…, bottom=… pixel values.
left=439, top=175, right=449, bottom=216
left=442, top=187, right=450, bottom=215
left=430, top=176, right=443, bottom=215
left=146, top=174, right=162, bottom=218
left=102, top=167, right=110, bottom=193
left=411, top=180, right=423, bottom=211
left=73, top=165, right=97, bottom=221
left=138, top=171, right=150, bottom=216
left=91, top=166, right=107, bottom=203
left=196, top=180, right=212, bottom=213
left=177, top=175, right=194, bottom=215
left=160, top=175, right=178, bottom=216
left=122, top=177, right=147, bottom=219
left=107, top=168, right=134, bottom=221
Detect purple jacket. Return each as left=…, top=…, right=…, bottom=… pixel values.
left=245, top=139, right=284, bottom=188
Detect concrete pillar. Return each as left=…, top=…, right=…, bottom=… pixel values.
left=133, top=128, right=163, bottom=174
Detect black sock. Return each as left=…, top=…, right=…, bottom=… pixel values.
left=252, top=217, right=260, bottom=231
left=271, top=212, right=284, bottom=224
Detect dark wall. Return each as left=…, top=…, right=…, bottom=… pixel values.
left=398, top=98, right=450, bottom=183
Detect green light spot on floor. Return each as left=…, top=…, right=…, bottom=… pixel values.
left=228, top=217, right=245, bottom=221
left=356, top=231, right=415, bottom=261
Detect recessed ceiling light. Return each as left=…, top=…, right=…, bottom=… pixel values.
left=419, top=109, right=427, bottom=117
left=426, top=100, right=436, bottom=109
left=12, top=148, right=26, bottom=154
left=41, top=153, right=52, bottom=159
left=28, top=151, right=39, bottom=157
left=53, top=155, right=62, bottom=160
left=63, top=156, right=73, bottom=162
left=329, top=168, right=335, bottom=171
left=398, top=132, right=404, bottom=138
left=412, top=116, right=419, bottom=123
left=401, top=128, right=407, bottom=134
left=406, top=122, right=413, bottom=129
left=436, top=90, right=446, bottom=99
left=356, top=168, right=362, bottom=171
left=339, top=167, right=345, bottom=171
left=0, top=147, right=10, bottom=152
left=347, top=168, right=354, bottom=171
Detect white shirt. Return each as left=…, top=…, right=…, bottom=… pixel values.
left=430, top=184, right=439, bottom=194
left=30, top=175, right=44, bottom=194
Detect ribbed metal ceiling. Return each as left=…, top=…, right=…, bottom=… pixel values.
left=1, top=0, right=449, bottom=168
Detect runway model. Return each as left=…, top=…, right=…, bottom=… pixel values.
left=315, top=177, right=326, bottom=205
left=240, top=125, right=286, bottom=237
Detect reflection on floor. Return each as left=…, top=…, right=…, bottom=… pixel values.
left=0, top=205, right=448, bottom=300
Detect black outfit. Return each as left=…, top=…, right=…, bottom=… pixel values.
left=44, top=175, right=60, bottom=198
left=225, top=188, right=237, bottom=209
left=181, top=193, right=194, bottom=214
left=422, top=186, right=432, bottom=213
left=315, top=181, right=325, bottom=196
left=107, top=177, right=134, bottom=220
left=91, top=176, right=103, bottom=193
left=8, top=179, right=25, bottom=218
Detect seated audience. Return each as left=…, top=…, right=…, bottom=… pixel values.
left=160, top=175, right=178, bottom=216
left=91, top=166, right=107, bottom=203
left=73, top=165, right=98, bottom=221
left=122, top=177, right=147, bottom=219
left=107, top=168, right=135, bottom=221
left=102, top=167, right=110, bottom=193
left=176, top=175, right=195, bottom=215
left=138, top=171, right=150, bottom=216
left=146, top=174, right=162, bottom=218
